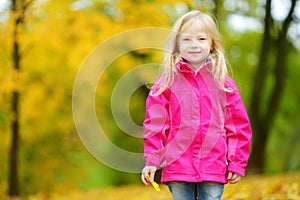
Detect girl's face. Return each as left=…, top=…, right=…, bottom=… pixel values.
left=178, top=20, right=212, bottom=69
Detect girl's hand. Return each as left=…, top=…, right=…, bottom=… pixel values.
left=227, top=172, right=241, bottom=184
left=141, top=166, right=157, bottom=185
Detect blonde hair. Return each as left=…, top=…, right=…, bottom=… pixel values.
left=154, top=10, right=231, bottom=95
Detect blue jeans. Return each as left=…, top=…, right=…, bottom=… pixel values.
left=167, top=181, right=224, bottom=200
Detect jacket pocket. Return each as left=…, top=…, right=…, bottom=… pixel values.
left=202, top=131, right=227, bottom=174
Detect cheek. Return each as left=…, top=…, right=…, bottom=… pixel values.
left=178, top=46, right=184, bottom=55
left=205, top=44, right=212, bottom=53
left=179, top=43, right=189, bottom=53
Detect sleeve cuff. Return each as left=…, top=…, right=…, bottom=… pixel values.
left=144, top=154, right=162, bottom=167
left=228, top=164, right=246, bottom=176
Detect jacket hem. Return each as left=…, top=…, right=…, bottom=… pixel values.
left=161, top=173, right=227, bottom=184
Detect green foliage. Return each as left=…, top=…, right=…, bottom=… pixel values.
left=265, top=49, right=300, bottom=173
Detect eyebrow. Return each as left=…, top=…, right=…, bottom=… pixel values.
left=180, top=33, right=207, bottom=37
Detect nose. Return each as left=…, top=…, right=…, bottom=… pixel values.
left=190, top=40, right=200, bottom=49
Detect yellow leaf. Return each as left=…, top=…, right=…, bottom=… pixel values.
left=146, top=174, right=161, bottom=192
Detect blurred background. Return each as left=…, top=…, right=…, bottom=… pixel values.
left=0, top=0, right=299, bottom=198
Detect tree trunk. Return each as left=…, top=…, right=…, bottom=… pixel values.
left=248, top=0, right=273, bottom=174
left=8, top=0, right=33, bottom=196
left=9, top=92, right=20, bottom=196
left=8, top=1, right=21, bottom=195
left=248, top=0, right=298, bottom=174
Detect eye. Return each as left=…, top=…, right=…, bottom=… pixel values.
left=182, top=38, right=190, bottom=41
left=199, top=37, right=206, bottom=40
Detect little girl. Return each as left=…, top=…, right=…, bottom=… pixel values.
left=141, top=10, right=252, bottom=200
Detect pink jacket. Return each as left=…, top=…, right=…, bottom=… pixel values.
left=143, top=60, right=252, bottom=184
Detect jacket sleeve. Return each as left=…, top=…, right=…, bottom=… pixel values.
left=224, top=78, right=252, bottom=176
left=143, top=85, right=170, bottom=168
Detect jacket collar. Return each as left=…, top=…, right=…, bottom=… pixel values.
left=176, top=59, right=212, bottom=75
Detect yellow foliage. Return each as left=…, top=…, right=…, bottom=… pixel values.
left=222, top=171, right=300, bottom=200
left=2, top=171, right=300, bottom=200
left=1, top=0, right=299, bottom=198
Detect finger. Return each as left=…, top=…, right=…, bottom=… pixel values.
left=141, top=169, right=151, bottom=185
left=227, top=172, right=233, bottom=180
left=229, top=174, right=241, bottom=184
left=141, top=173, right=150, bottom=185
left=142, top=171, right=154, bottom=185
left=141, top=166, right=157, bottom=185
left=149, top=171, right=156, bottom=182
left=232, top=173, right=239, bottom=180
left=229, top=178, right=240, bottom=184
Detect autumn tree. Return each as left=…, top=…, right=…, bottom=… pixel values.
left=248, top=0, right=299, bottom=173
left=7, top=0, right=34, bottom=196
